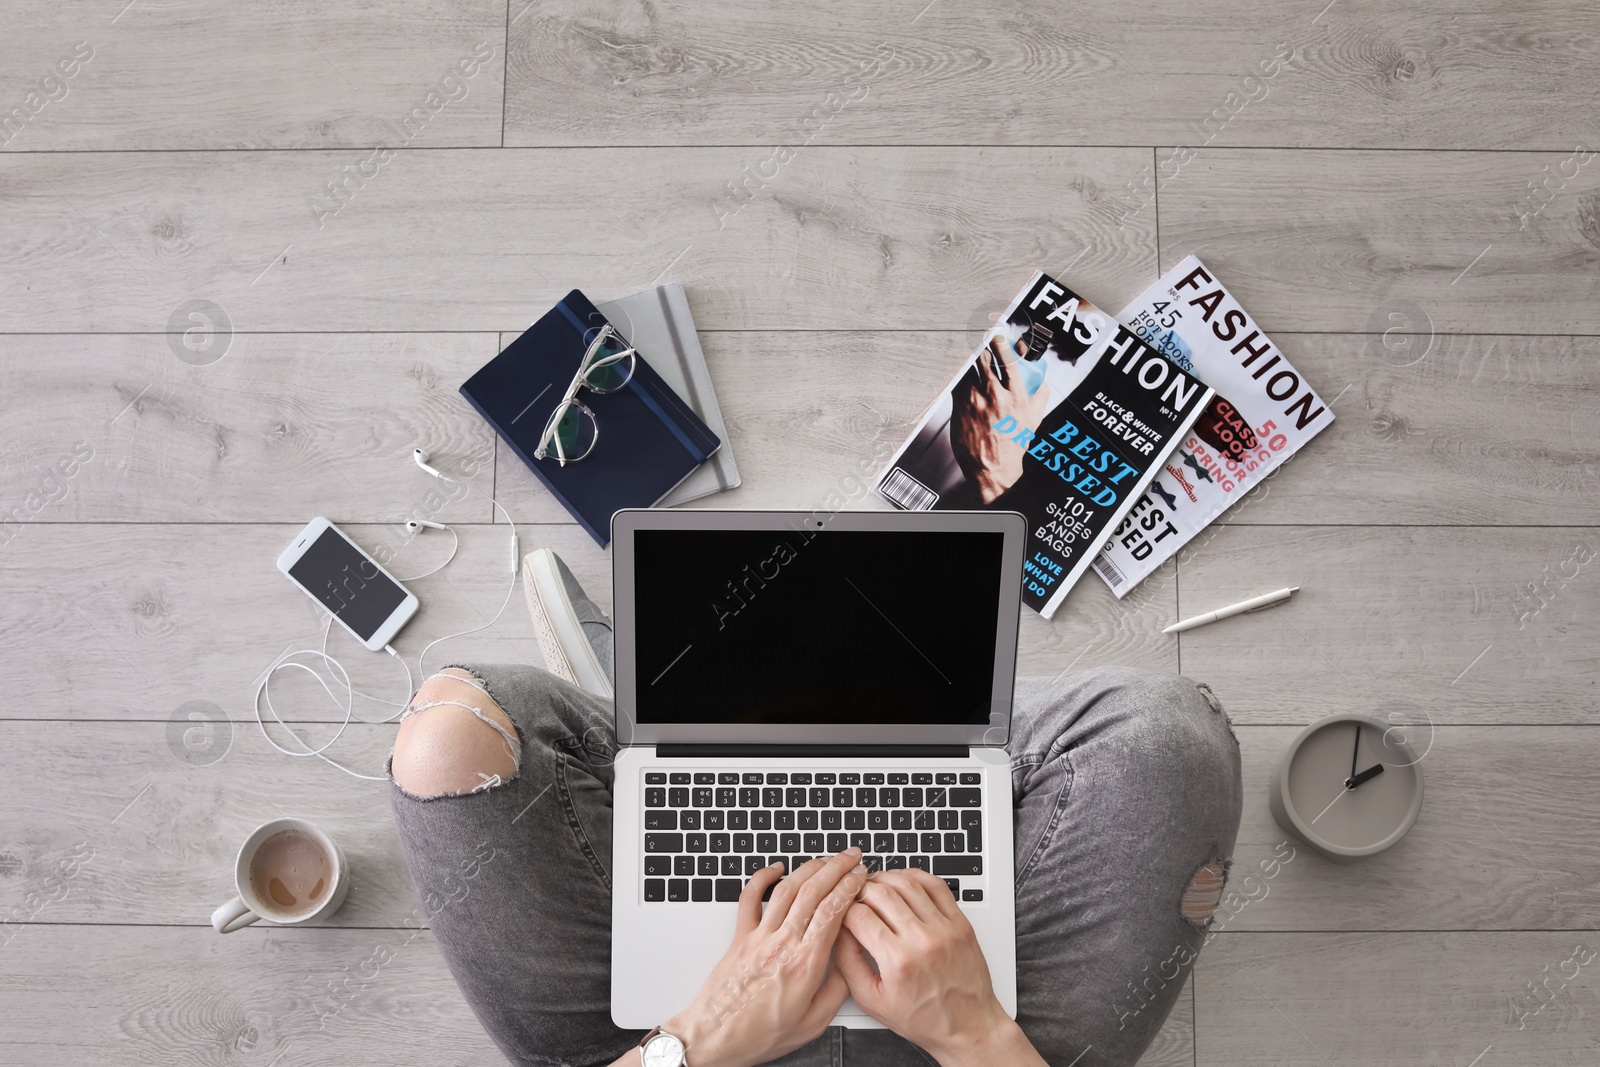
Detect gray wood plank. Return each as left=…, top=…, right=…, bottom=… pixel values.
left=1212, top=332, right=1600, bottom=526
left=0, top=720, right=417, bottom=928
left=0, top=332, right=500, bottom=524
left=0, top=522, right=591, bottom=722
left=0, top=921, right=1192, bottom=1066
left=0, top=147, right=1155, bottom=332
left=1139, top=981, right=1194, bottom=1067
left=0, top=517, right=1169, bottom=720
left=1195, top=932, right=1600, bottom=1065
left=2, top=0, right=1597, bottom=1060
left=1155, top=148, right=1600, bottom=336
left=0, top=925, right=500, bottom=1065
left=1175, top=526, right=1600, bottom=724
left=0, top=0, right=505, bottom=151
left=5, top=325, right=1591, bottom=536
left=1222, top=727, right=1600, bottom=932
left=4, top=720, right=1592, bottom=932
left=1014, top=570, right=1176, bottom=678
left=4, top=326, right=1593, bottom=531
left=503, top=0, right=1600, bottom=152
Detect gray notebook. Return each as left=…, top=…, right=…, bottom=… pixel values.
left=595, top=283, right=740, bottom=505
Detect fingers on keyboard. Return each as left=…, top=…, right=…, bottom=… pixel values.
left=644, top=771, right=986, bottom=902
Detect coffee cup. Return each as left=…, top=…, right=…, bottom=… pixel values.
left=211, top=817, right=349, bottom=933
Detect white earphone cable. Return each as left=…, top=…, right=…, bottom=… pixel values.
left=416, top=489, right=519, bottom=681
left=252, top=643, right=404, bottom=782
left=253, top=451, right=520, bottom=781
left=390, top=523, right=459, bottom=581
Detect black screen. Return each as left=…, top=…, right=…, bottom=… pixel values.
left=632, top=528, right=1005, bottom=725
left=288, top=526, right=407, bottom=641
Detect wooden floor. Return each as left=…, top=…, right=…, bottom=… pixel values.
left=2, top=1, right=1597, bottom=1064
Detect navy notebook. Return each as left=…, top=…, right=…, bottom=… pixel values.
left=459, top=290, right=721, bottom=547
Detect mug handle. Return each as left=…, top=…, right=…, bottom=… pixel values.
left=211, top=895, right=259, bottom=934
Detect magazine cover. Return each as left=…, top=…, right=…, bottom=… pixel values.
left=876, top=271, right=1215, bottom=618
left=1091, top=256, right=1335, bottom=596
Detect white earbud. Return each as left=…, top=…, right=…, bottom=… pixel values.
left=413, top=448, right=444, bottom=479
left=406, top=519, right=448, bottom=533
left=412, top=447, right=518, bottom=576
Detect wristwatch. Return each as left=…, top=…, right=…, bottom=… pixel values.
left=638, top=1027, right=688, bottom=1067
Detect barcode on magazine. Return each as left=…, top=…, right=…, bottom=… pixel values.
left=881, top=468, right=937, bottom=511
left=1091, top=554, right=1125, bottom=588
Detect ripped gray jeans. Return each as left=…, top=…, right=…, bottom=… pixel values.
left=389, top=664, right=1243, bottom=1067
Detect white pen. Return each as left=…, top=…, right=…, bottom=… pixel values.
left=1162, top=587, right=1299, bottom=634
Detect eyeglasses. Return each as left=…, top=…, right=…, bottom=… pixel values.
left=534, top=324, right=637, bottom=466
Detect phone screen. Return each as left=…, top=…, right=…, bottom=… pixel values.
left=287, top=526, right=408, bottom=642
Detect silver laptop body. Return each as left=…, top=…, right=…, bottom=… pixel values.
left=610, top=509, right=1024, bottom=1029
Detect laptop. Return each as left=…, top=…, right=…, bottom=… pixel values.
left=610, top=508, right=1025, bottom=1028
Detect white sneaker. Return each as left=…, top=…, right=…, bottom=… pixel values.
left=522, top=548, right=614, bottom=698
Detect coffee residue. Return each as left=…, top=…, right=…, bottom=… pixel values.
left=248, top=828, right=334, bottom=919
left=268, top=877, right=297, bottom=909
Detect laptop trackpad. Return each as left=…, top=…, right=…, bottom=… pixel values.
left=611, top=902, right=881, bottom=1028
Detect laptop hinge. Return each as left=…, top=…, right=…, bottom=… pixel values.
left=654, top=744, right=970, bottom=759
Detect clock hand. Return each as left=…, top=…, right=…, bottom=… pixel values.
left=1345, top=763, right=1385, bottom=789
left=1310, top=784, right=1348, bottom=825
left=1350, top=721, right=1361, bottom=781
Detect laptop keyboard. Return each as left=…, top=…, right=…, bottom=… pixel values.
left=641, top=770, right=986, bottom=905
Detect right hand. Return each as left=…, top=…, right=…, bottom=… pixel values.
left=834, top=869, right=1043, bottom=1066
left=948, top=338, right=1052, bottom=504
left=659, top=849, right=868, bottom=1067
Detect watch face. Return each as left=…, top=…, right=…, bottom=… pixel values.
left=642, top=1033, right=685, bottom=1067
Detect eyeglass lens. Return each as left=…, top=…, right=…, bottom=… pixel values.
left=581, top=331, right=635, bottom=393
left=544, top=402, right=598, bottom=462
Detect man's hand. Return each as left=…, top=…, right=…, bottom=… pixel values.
left=834, top=869, right=1046, bottom=1067
left=948, top=338, right=1052, bottom=504
left=657, top=849, right=867, bottom=1067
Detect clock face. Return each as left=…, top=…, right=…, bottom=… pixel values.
left=1285, top=718, right=1421, bottom=852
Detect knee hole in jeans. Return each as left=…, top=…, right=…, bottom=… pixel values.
left=1182, top=857, right=1228, bottom=928
left=390, top=669, right=522, bottom=799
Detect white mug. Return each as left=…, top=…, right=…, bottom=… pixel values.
left=211, top=817, right=350, bottom=934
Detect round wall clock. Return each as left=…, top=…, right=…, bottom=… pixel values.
left=1269, top=713, right=1424, bottom=861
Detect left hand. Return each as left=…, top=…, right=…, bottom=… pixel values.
left=661, top=849, right=868, bottom=1067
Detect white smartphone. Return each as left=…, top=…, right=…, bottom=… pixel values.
left=277, top=516, right=419, bottom=651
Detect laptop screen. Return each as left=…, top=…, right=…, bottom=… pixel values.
left=631, top=528, right=1005, bottom=726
